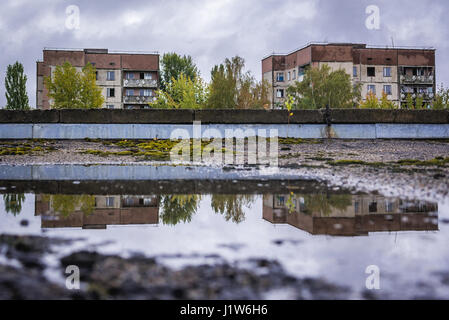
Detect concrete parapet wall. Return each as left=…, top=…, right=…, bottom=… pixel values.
left=1, top=109, right=448, bottom=139
left=1, top=109, right=448, bottom=124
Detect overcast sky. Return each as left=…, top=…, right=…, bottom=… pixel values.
left=0, top=0, right=447, bottom=108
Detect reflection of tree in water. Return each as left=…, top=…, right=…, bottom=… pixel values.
left=300, top=193, right=352, bottom=216
left=160, top=195, right=202, bottom=226
left=3, top=194, right=26, bottom=216
left=43, top=194, right=95, bottom=217
left=211, top=194, right=255, bottom=223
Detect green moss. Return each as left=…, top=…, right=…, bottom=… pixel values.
left=279, top=138, right=323, bottom=145
left=327, top=160, right=386, bottom=167
left=308, top=157, right=334, bottom=162
left=396, top=157, right=449, bottom=166
left=327, top=160, right=367, bottom=166
left=115, top=151, right=134, bottom=156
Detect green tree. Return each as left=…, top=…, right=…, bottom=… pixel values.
left=207, top=56, right=269, bottom=109
left=211, top=194, right=254, bottom=224
left=42, top=194, right=95, bottom=217
left=301, top=193, right=352, bottom=217
left=3, top=194, right=26, bottom=216
left=405, top=93, right=414, bottom=109
left=415, top=95, right=424, bottom=109
left=359, top=91, right=380, bottom=109
left=44, top=62, right=104, bottom=109
left=286, top=64, right=361, bottom=109
left=433, top=84, right=449, bottom=109
left=150, top=73, right=208, bottom=109
left=380, top=92, right=396, bottom=109
left=5, top=62, right=30, bottom=110
left=160, top=53, right=199, bottom=91
left=160, top=195, right=201, bottom=225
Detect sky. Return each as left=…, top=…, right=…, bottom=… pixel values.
left=0, top=0, right=448, bottom=108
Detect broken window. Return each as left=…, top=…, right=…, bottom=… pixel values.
left=367, top=67, right=376, bottom=77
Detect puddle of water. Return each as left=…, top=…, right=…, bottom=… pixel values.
left=1, top=179, right=449, bottom=299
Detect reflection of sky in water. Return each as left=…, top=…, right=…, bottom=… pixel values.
left=1, top=193, right=449, bottom=298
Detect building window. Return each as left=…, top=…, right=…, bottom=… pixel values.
left=276, top=89, right=284, bottom=98
left=369, top=202, right=378, bottom=213
left=95, top=71, right=98, bottom=81
left=106, top=197, right=115, bottom=207
left=287, top=72, right=291, bottom=81
left=367, top=67, right=376, bottom=77
left=383, top=67, right=392, bottom=77
left=107, top=71, right=115, bottom=81
left=276, top=72, right=284, bottom=82
left=354, top=201, right=359, bottom=214
left=140, top=89, right=152, bottom=97
left=292, top=70, right=296, bottom=80
left=276, top=196, right=285, bottom=207
left=107, top=88, right=115, bottom=97
left=353, top=66, right=357, bottom=77
left=367, top=85, right=376, bottom=94
left=383, top=85, right=392, bottom=95
left=124, top=197, right=134, bottom=206
left=106, top=104, right=114, bottom=109
left=144, top=73, right=152, bottom=80
left=126, top=73, right=134, bottom=80
left=126, top=89, right=134, bottom=96
left=385, top=201, right=394, bottom=213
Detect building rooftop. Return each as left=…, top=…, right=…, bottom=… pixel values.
left=43, top=47, right=159, bottom=55
left=262, top=42, right=436, bottom=60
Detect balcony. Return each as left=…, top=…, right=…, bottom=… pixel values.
left=123, top=96, right=156, bottom=104
left=400, top=75, right=434, bottom=84
left=123, top=79, right=157, bottom=88
left=400, top=92, right=434, bottom=101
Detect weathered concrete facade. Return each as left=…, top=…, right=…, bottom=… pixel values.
left=36, top=48, right=159, bottom=110
left=35, top=194, right=159, bottom=229
left=262, top=43, right=436, bottom=108
left=263, top=194, right=438, bottom=236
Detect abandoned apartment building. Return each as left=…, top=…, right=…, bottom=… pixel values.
left=36, top=48, right=160, bottom=109
left=262, top=43, right=436, bottom=108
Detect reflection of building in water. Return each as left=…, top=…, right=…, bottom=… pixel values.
left=35, top=195, right=159, bottom=229
left=263, top=194, right=438, bottom=236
